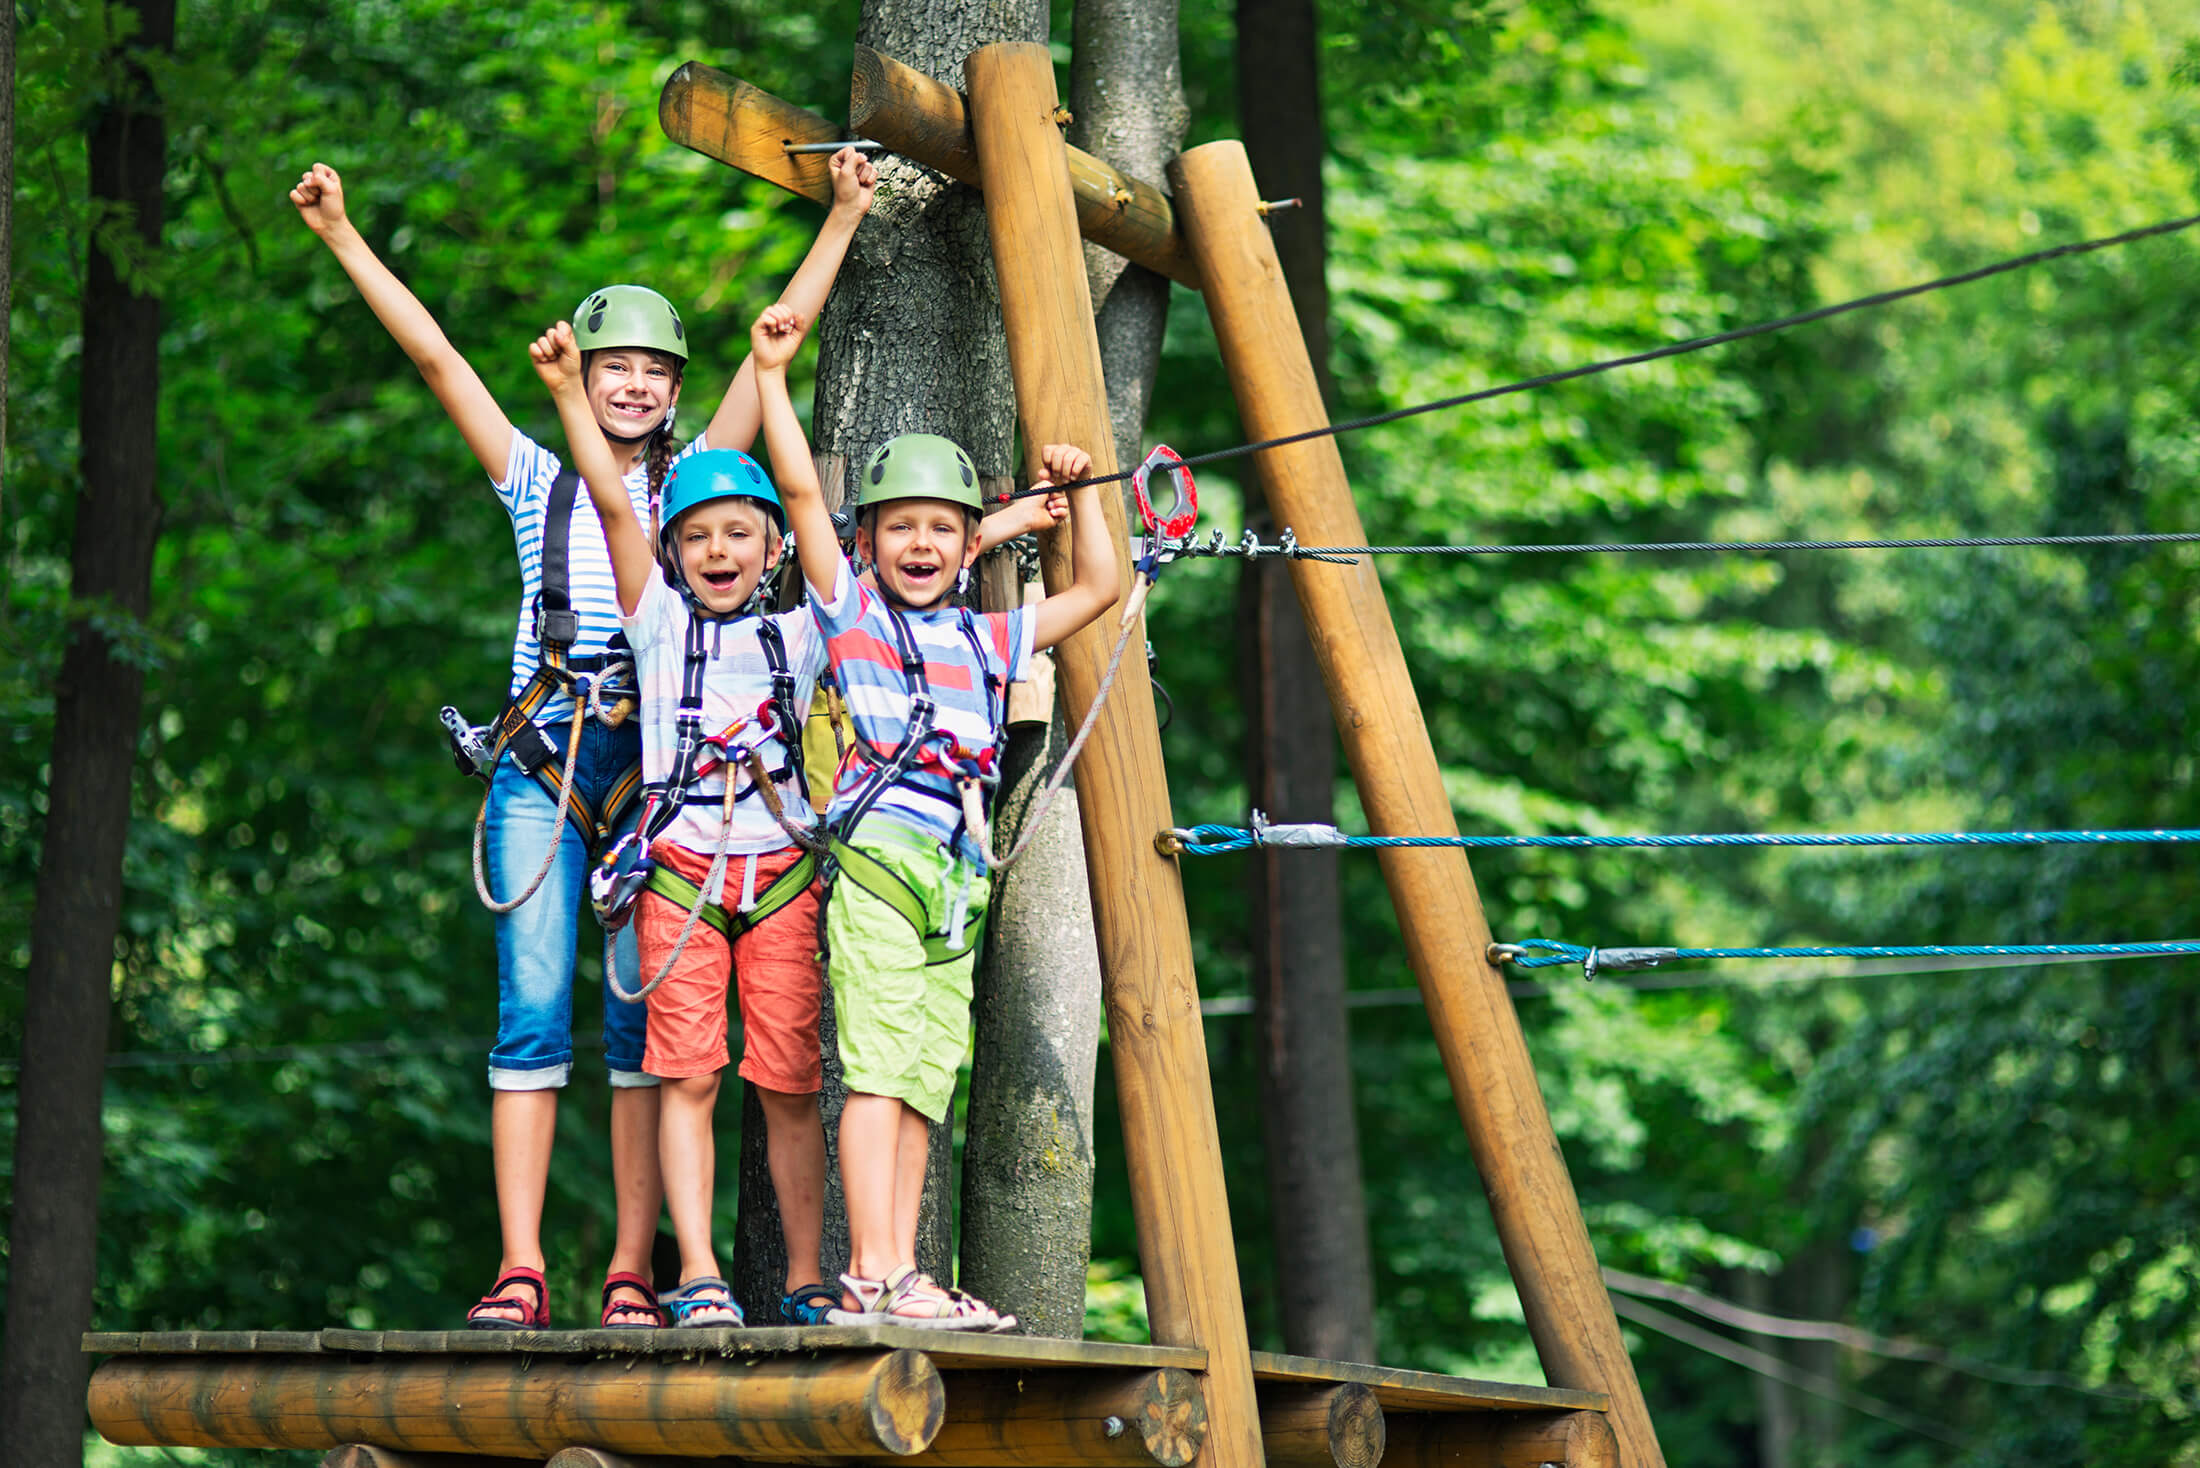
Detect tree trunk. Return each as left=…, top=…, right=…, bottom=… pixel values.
left=2, top=0, right=13, bottom=517
left=1233, top=0, right=1376, bottom=1363
left=732, top=0, right=1048, bottom=1324
left=0, top=2, right=174, bottom=1462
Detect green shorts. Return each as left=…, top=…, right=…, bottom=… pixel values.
left=825, top=827, right=991, bottom=1123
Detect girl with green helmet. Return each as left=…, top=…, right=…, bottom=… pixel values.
left=289, top=148, right=876, bottom=1331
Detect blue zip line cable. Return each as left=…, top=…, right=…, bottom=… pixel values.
left=1162, top=820, right=2200, bottom=857
left=1493, top=938, right=2200, bottom=980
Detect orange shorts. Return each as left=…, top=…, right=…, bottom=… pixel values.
left=637, top=839, right=824, bottom=1092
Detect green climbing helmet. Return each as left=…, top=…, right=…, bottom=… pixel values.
left=571, top=284, right=688, bottom=364
left=857, top=433, right=984, bottom=514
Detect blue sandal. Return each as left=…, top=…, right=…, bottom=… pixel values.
left=783, top=1282, right=841, bottom=1326
left=664, top=1275, right=743, bottom=1328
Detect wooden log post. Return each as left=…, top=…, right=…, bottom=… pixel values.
left=656, top=63, right=852, bottom=206
left=1255, top=1383, right=1384, bottom=1468
left=1382, top=1411, right=1619, bottom=1468
left=88, top=1350, right=943, bottom=1458
left=1166, top=140, right=1665, bottom=1468
left=325, top=1449, right=527, bottom=1468
left=961, top=39, right=1265, bottom=1468
left=923, top=1367, right=1206, bottom=1468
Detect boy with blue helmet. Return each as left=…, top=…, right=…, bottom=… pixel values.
left=534, top=316, right=835, bottom=1331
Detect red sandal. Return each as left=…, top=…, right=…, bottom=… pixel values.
left=601, top=1270, right=666, bottom=1329
left=466, top=1266, right=549, bottom=1331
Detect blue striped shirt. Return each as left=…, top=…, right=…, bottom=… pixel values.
left=491, top=427, right=706, bottom=722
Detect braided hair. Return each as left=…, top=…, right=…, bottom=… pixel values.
left=645, top=411, right=683, bottom=502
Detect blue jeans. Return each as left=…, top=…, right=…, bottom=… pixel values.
left=485, top=716, right=655, bottom=1091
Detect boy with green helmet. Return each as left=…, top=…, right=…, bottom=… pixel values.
left=762, top=304, right=1121, bottom=1328
left=290, top=146, right=877, bottom=1331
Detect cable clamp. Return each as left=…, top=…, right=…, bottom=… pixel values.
left=1582, top=946, right=1680, bottom=981
left=1248, top=810, right=1351, bottom=849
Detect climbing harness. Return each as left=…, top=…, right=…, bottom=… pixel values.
left=457, top=468, right=646, bottom=913
left=994, top=210, right=2200, bottom=505
left=1159, top=815, right=2200, bottom=857
left=591, top=610, right=823, bottom=936
left=1490, top=937, right=2200, bottom=983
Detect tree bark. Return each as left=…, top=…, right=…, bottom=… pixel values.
left=732, top=0, right=1048, bottom=1324
left=0, top=1, right=175, bottom=1462
left=1234, top=0, right=1376, bottom=1363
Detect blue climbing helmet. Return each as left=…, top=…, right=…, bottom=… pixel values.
left=658, top=452, right=786, bottom=603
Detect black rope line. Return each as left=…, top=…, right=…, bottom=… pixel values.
left=1006, top=210, right=2200, bottom=503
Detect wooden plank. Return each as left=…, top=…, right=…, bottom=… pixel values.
left=922, top=1367, right=1206, bottom=1467
left=1248, top=1354, right=1605, bottom=1415
left=656, top=62, right=846, bottom=207
left=84, top=1331, right=323, bottom=1355
left=964, top=38, right=1265, bottom=1468
left=87, top=1349, right=943, bottom=1458
left=1383, top=1411, right=1619, bottom=1468
left=314, top=1326, right=1201, bottom=1370
left=1257, top=1382, right=1384, bottom=1468
left=847, top=45, right=1199, bottom=289
left=1168, top=142, right=1663, bottom=1468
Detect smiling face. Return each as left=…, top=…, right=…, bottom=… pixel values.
left=587, top=347, right=682, bottom=440
left=858, top=497, right=980, bottom=610
left=671, top=498, right=779, bottom=614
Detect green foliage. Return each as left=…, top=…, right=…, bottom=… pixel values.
left=9, top=0, right=2200, bottom=1464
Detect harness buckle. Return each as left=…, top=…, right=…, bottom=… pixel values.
left=536, top=607, right=580, bottom=647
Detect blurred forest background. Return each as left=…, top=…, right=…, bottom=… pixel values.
left=6, top=0, right=2200, bottom=1464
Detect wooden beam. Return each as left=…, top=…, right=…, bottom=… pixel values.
left=849, top=46, right=1198, bottom=289
left=1165, top=140, right=1665, bottom=1468
left=88, top=1350, right=943, bottom=1458
left=657, top=62, right=848, bottom=206
left=961, top=38, right=1264, bottom=1468
left=1382, top=1411, right=1619, bottom=1468
left=922, top=1367, right=1205, bottom=1467
left=324, top=1449, right=524, bottom=1468
left=1255, top=1383, right=1384, bottom=1468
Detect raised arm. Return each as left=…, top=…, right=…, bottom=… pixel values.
left=291, top=163, right=515, bottom=484
left=531, top=322, right=656, bottom=616
left=749, top=306, right=840, bottom=599
left=705, top=148, right=879, bottom=451
left=1028, top=444, right=1121, bottom=651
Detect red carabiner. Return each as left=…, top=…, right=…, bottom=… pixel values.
left=1132, top=445, right=1198, bottom=539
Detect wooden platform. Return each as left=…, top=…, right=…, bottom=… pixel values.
left=84, top=1330, right=1614, bottom=1467
left=85, top=1326, right=1206, bottom=1371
